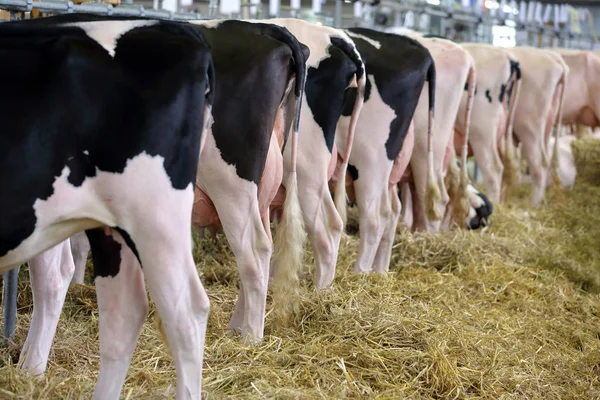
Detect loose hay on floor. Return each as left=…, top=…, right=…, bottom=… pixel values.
left=1, top=182, right=600, bottom=399
left=571, top=136, right=600, bottom=186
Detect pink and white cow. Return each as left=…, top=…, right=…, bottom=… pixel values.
left=552, top=49, right=600, bottom=131
left=502, top=46, right=568, bottom=205
left=393, top=31, right=477, bottom=232
left=455, top=43, right=522, bottom=204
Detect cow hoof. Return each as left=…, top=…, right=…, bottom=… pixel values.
left=240, top=332, right=262, bottom=346
left=352, top=266, right=371, bottom=275
left=315, top=284, right=335, bottom=293
left=372, top=270, right=388, bottom=278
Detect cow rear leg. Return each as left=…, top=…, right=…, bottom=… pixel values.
left=128, top=216, right=209, bottom=399
left=300, top=185, right=343, bottom=289
left=520, top=133, right=547, bottom=206
left=372, top=186, right=402, bottom=275
left=70, top=231, right=90, bottom=285
left=470, top=131, right=503, bottom=203
left=20, top=240, right=75, bottom=376
left=208, top=185, right=271, bottom=343
left=399, top=182, right=413, bottom=230
left=410, top=158, right=448, bottom=232
left=353, top=177, right=389, bottom=273
left=87, top=228, right=148, bottom=400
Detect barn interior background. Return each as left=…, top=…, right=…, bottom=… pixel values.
left=0, top=0, right=599, bottom=50
left=1, top=0, right=600, bottom=396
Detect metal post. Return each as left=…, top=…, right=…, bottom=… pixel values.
left=334, top=0, right=342, bottom=28
left=2, top=266, right=19, bottom=344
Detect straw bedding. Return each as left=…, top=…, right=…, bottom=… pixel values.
left=571, top=136, right=600, bottom=186
left=1, top=165, right=599, bottom=399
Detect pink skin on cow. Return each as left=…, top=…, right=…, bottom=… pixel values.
left=69, top=231, right=90, bottom=285
left=401, top=35, right=475, bottom=232
left=454, top=44, right=519, bottom=203
left=553, top=49, right=600, bottom=128
left=401, top=135, right=451, bottom=229
left=504, top=47, right=567, bottom=206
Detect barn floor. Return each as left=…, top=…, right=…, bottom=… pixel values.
left=1, top=182, right=599, bottom=399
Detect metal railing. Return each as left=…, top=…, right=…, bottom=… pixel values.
left=0, top=0, right=203, bottom=19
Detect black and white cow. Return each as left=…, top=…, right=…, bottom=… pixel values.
left=253, top=18, right=366, bottom=290
left=331, top=28, right=436, bottom=274
left=188, top=20, right=308, bottom=342
left=0, top=14, right=214, bottom=399
left=15, top=19, right=309, bottom=352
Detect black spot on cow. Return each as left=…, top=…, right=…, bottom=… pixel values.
left=468, top=192, right=493, bottom=230
left=510, top=60, right=521, bottom=80
left=86, top=228, right=122, bottom=278
left=114, top=227, right=140, bottom=264
left=506, top=80, right=515, bottom=103
left=66, top=151, right=97, bottom=186
left=499, top=83, right=506, bottom=103
left=341, top=76, right=372, bottom=116
left=0, top=14, right=213, bottom=258
left=331, top=36, right=364, bottom=80
left=485, top=89, right=492, bottom=103
left=196, top=20, right=307, bottom=184
left=342, top=28, right=435, bottom=161
left=305, top=37, right=359, bottom=152
left=348, top=163, right=359, bottom=181
left=505, top=59, right=521, bottom=105
left=464, top=81, right=468, bottom=91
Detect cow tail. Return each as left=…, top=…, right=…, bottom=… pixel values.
left=332, top=39, right=366, bottom=228
left=425, top=61, right=442, bottom=222
left=451, top=64, right=476, bottom=228
left=271, top=33, right=307, bottom=324
left=501, top=59, right=521, bottom=203
left=550, top=67, right=567, bottom=196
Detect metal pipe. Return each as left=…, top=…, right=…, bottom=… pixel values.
left=2, top=267, right=19, bottom=344
left=334, top=0, right=341, bottom=28
left=0, top=0, right=203, bottom=19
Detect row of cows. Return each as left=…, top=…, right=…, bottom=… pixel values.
left=0, top=13, right=598, bottom=399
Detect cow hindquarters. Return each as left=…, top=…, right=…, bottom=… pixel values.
left=20, top=239, right=75, bottom=376
left=87, top=228, right=148, bottom=400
